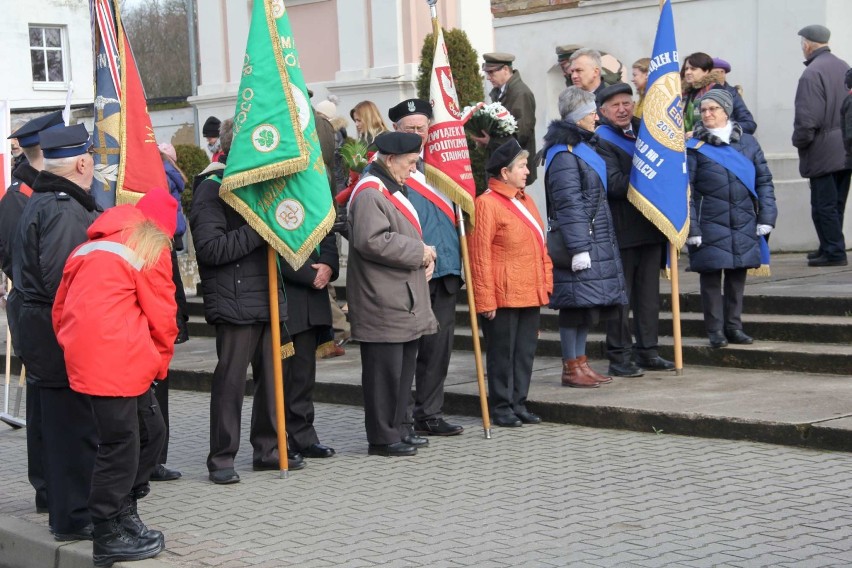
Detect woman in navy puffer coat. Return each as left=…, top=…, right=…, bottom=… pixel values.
left=543, top=87, right=627, bottom=388
left=686, top=90, right=777, bottom=348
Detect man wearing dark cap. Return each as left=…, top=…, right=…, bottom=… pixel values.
left=595, top=84, right=674, bottom=377
left=793, top=25, right=851, bottom=267
left=0, top=110, right=64, bottom=517
left=346, top=131, right=438, bottom=456
left=13, top=123, right=101, bottom=541
left=473, top=52, right=537, bottom=185
left=202, top=116, right=223, bottom=162
left=388, top=99, right=464, bottom=439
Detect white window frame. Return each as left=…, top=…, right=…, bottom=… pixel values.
left=29, top=24, right=69, bottom=91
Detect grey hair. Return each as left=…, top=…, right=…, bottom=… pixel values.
left=558, top=87, right=597, bottom=120
left=506, top=150, right=530, bottom=172
left=220, top=118, right=234, bottom=155
left=568, top=47, right=602, bottom=70
left=43, top=156, right=79, bottom=175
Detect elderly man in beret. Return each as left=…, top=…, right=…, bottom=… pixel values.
left=793, top=24, right=851, bottom=267
left=13, top=123, right=102, bottom=541
left=472, top=52, right=537, bottom=186
left=595, top=83, right=674, bottom=377
left=346, top=131, right=439, bottom=456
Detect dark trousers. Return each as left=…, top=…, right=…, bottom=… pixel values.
left=810, top=170, right=851, bottom=260
left=409, top=276, right=458, bottom=422
left=89, top=389, right=165, bottom=524
left=39, top=386, right=98, bottom=534
left=606, top=243, right=663, bottom=363
left=699, top=268, right=748, bottom=333
left=284, top=327, right=320, bottom=451
left=153, top=379, right=169, bottom=464
left=208, top=323, right=279, bottom=472
left=481, top=307, right=540, bottom=419
left=25, top=382, right=48, bottom=510
left=360, top=340, right=418, bottom=445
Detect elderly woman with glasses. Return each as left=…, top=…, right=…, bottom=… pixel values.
left=686, top=89, right=777, bottom=348
left=542, top=86, right=627, bottom=389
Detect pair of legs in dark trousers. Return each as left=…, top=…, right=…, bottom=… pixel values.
left=208, top=323, right=279, bottom=472
left=606, top=243, right=663, bottom=363
left=481, top=307, right=540, bottom=420
left=38, top=385, right=98, bottom=534
left=360, top=340, right=418, bottom=445
left=88, top=389, right=165, bottom=524
left=809, top=170, right=851, bottom=260
left=408, top=276, right=458, bottom=423
left=284, top=327, right=320, bottom=451
left=26, top=382, right=48, bottom=511
left=699, top=268, right=748, bottom=333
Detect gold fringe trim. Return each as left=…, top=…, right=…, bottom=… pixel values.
left=627, top=183, right=691, bottom=249
left=315, top=340, right=336, bottom=359
left=660, top=267, right=671, bottom=281
left=424, top=164, right=476, bottom=225
left=747, top=264, right=771, bottom=277
left=116, top=188, right=145, bottom=206
left=221, top=190, right=337, bottom=270
left=280, top=341, right=295, bottom=360
left=220, top=155, right=310, bottom=192
left=115, top=0, right=129, bottom=203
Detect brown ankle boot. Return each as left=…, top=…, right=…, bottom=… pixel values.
left=577, top=355, right=612, bottom=384
left=562, top=358, right=600, bottom=388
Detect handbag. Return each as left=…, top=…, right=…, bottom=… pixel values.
left=546, top=221, right=574, bottom=268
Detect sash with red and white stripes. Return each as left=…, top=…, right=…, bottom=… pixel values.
left=487, top=189, right=545, bottom=250
left=348, top=177, right=423, bottom=237
left=406, top=169, right=455, bottom=224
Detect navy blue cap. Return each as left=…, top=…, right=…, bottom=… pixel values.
left=39, top=124, right=93, bottom=159
left=9, top=111, right=64, bottom=148
left=486, top=138, right=524, bottom=175
left=373, top=131, right=422, bottom=155
left=388, top=99, right=433, bottom=123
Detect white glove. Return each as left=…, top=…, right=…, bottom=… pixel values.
left=571, top=251, right=591, bottom=272
left=686, top=236, right=702, bottom=247
left=756, top=224, right=773, bottom=236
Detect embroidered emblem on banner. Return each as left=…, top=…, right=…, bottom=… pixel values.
left=644, top=72, right=684, bottom=151
left=276, top=198, right=305, bottom=231
left=253, top=124, right=280, bottom=153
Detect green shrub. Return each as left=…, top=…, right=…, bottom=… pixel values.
left=416, top=28, right=487, bottom=195
left=175, top=144, right=210, bottom=215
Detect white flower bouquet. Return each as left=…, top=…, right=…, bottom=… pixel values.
left=462, top=102, right=518, bottom=138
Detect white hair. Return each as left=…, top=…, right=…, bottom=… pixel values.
left=568, top=48, right=602, bottom=70
left=43, top=156, right=80, bottom=175
left=558, top=87, right=597, bottom=120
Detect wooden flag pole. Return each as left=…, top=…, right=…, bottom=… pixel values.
left=670, top=244, right=684, bottom=375
left=267, top=246, right=290, bottom=476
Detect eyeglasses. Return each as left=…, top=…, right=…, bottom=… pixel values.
left=700, top=106, right=724, bottom=114
left=401, top=125, right=429, bottom=134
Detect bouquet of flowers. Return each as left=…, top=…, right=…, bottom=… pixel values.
left=462, top=102, right=518, bottom=138
left=338, top=138, right=371, bottom=173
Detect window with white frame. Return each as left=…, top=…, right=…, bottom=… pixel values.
left=29, top=25, right=67, bottom=84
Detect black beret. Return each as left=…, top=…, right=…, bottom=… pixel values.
left=596, top=82, right=633, bottom=106
left=388, top=99, right=432, bottom=123
left=202, top=116, right=221, bottom=138
left=9, top=110, right=64, bottom=148
left=373, top=131, right=422, bottom=156
left=486, top=138, right=524, bottom=175
left=39, top=124, right=92, bottom=159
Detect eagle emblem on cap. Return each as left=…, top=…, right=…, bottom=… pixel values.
left=407, top=100, right=416, bottom=113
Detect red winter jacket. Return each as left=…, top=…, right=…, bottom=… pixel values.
left=53, top=205, right=177, bottom=397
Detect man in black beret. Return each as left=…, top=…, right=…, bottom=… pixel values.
left=346, top=131, right=439, bottom=456
left=793, top=25, right=851, bottom=267
left=387, top=99, right=464, bottom=440
left=13, top=123, right=101, bottom=542
left=595, top=84, right=673, bottom=376
left=202, top=116, right=223, bottom=161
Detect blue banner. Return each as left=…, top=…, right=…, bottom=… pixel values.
left=627, top=0, right=689, bottom=247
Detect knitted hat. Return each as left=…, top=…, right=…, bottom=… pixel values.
left=202, top=116, right=221, bottom=138
left=157, top=142, right=177, bottom=163
left=700, top=89, right=733, bottom=118
left=136, top=188, right=178, bottom=237
left=315, top=95, right=339, bottom=120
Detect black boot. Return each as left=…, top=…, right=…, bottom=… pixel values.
left=92, top=517, right=164, bottom=567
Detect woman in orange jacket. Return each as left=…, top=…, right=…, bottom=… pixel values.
left=469, top=139, right=553, bottom=428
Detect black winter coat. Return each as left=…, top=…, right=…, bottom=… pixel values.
left=13, top=170, right=100, bottom=386
left=189, top=164, right=287, bottom=325
left=543, top=120, right=627, bottom=310
left=0, top=163, right=38, bottom=280
left=596, top=116, right=666, bottom=250
left=280, top=232, right=339, bottom=336
left=687, top=123, right=778, bottom=273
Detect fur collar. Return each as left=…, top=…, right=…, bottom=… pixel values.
left=684, top=69, right=724, bottom=94
left=693, top=121, right=743, bottom=146
left=543, top=119, right=596, bottom=150
left=32, top=170, right=98, bottom=211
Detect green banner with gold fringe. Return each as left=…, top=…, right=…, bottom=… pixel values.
left=221, top=0, right=334, bottom=269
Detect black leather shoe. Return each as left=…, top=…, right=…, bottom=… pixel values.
left=368, top=442, right=417, bottom=456
left=253, top=452, right=306, bottom=471
left=725, top=329, right=754, bottom=345
left=492, top=414, right=522, bottom=427
left=806, top=249, right=823, bottom=260
left=300, top=443, right=336, bottom=458
left=150, top=464, right=181, bottom=481
left=92, top=517, right=164, bottom=567
left=608, top=361, right=644, bottom=377
left=516, top=411, right=541, bottom=424
left=402, top=432, right=429, bottom=447
left=808, top=255, right=848, bottom=267
left=209, top=468, right=241, bottom=484
left=708, top=331, right=728, bottom=349
left=53, top=523, right=94, bottom=541
left=635, top=356, right=675, bottom=371
left=414, top=418, right=464, bottom=436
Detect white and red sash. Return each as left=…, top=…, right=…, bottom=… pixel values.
left=487, top=189, right=545, bottom=249
left=407, top=169, right=456, bottom=225
left=348, top=176, right=423, bottom=237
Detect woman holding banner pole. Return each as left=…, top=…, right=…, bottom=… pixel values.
left=686, top=89, right=777, bottom=348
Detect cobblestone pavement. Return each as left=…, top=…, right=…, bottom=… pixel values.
left=2, top=390, right=852, bottom=567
